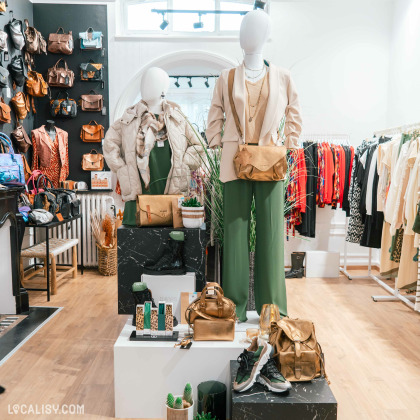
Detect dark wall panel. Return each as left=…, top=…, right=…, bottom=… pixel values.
left=0, top=1, right=34, bottom=141
left=33, top=4, right=109, bottom=187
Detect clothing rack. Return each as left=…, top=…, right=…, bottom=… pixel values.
left=345, top=122, right=420, bottom=312
left=300, top=133, right=350, bottom=145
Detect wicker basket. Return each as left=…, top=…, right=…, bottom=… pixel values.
left=97, top=245, right=117, bottom=276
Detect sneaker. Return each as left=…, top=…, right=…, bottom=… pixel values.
left=234, top=337, right=271, bottom=393
left=258, top=357, right=292, bottom=393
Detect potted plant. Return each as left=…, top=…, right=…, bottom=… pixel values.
left=166, top=383, right=194, bottom=420
left=181, top=197, right=205, bottom=229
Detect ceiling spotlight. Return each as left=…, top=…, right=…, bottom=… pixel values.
left=193, top=14, right=204, bottom=29
left=174, top=77, right=180, bottom=88
left=188, top=77, right=193, bottom=88
left=204, top=77, right=209, bottom=88
left=160, top=13, right=169, bottom=30
left=254, top=0, right=266, bottom=10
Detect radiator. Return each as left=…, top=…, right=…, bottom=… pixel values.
left=52, top=194, right=115, bottom=267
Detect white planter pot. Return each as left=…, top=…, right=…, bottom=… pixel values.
left=182, top=206, right=205, bottom=229
left=166, top=398, right=194, bottom=420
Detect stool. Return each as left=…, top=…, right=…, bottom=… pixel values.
left=20, top=238, right=79, bottom=296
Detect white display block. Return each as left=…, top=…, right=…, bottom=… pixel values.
left=306, top=251, right=340, bottom=278
left=142, top=272, right=195, bottom=321
left=114, top=312, right=260, bottom=419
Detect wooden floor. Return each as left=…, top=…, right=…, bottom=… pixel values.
left=1, top=270, right=420, bottom=420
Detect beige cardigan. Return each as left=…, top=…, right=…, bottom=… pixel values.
left=206, top=62, right=302, bottom=183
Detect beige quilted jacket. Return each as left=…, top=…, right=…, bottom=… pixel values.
left=104, top=100, right=205, bottom=201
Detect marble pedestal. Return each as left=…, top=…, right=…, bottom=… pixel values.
left=230, top=361, right=337, bottom=420
left=117, top=226, right=206, bottom=314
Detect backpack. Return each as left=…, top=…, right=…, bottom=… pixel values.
left=24, top=19, right=46, bottom=55
left=269, top=318, right=328, bottom=382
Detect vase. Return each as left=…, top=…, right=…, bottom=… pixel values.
left=197, top=381, right=227, bottom=420
left=166, top=398, right=194, bottom=420
left=182, top=206, right=205, bottom=228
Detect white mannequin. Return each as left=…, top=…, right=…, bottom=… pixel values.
left=140, top=67, right=170, bottom=114
left=240, top=10, right=271, bottom=82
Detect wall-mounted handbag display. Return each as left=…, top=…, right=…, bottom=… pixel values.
left=8, top=56, right=27, bottom=87
left=48, top=27, right=73, bottom=55
left=23, top=19, right=47, bottom=55
left=0, top=62, right=9, bottom=88
left=80, top=120, right=104, bottom=142
left=0, top=97, right=11, bottom=124
left=0, top=30, right=8, bottom=52
left=26, top=70, right=48, bottom=97
left=80, top=60, right=103, bottom=81
left=0, top=1, right=7, bottom=14
left=11, top=92, right=30, bottom=121
left=47, top=58, right=74, bottom=88
left=82, top=149, right=104, bottom=171
left=185, top=283, right=236, bottom=341
left=50, top=91, right=77, bottom=119
left=0, top=132, right=25, bottom=185
left=80, top=90, right=103, bottom=112
left=11, top=122, right=31, bottom=153
left=79, top=27, right=103, bottom=50
left=7, top=19, right=25, bottom=51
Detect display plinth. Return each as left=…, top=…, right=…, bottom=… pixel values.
left=117, top=226, right=206, bottom=315
left=230, top=361, right=337, bottom=420
left=114, top=312, right=261, bottom=419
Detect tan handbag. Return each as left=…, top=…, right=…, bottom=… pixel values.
left=11, top=123, right=31, bottom=153
left=47, top=59, right=74, bottom=88
left=0, top=97, right=11, bottom=123
left=82, top=149, right=104, bottom=171
left=80, top=90, right=103, bottom=112
left=228, top=68, right=288, bottom=181
left=80, top=120, right=104, bottom=142
left=0, top=1, right=7, bottom=13
left=24, top=19, right=47, bottom=55
left=10, top=92, right=30, bottom=121
left=47, top=27, right=73, bottom=55
left=136, top=194, right=183, bottom=227
left=26, top=70, right=48, bottom=97
left=269, top=318, right=327, bottom=382
left=185, top=283, right=236, bottom=341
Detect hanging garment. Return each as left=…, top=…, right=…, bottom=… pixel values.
left=405, top=138, right=420, bottom=236
left=342, top=146, right=354, bottom=216
left=397, top=233, right=418, bottom=289
left=380, top=221, right=399, bottom=277
left=31, top=126, right=69, bottom=188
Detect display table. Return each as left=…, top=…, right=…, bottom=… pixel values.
left=114, top=312, right=261, bottom=419
left=117, top=226, right=206, bottom=315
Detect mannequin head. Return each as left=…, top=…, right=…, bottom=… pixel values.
left=239, top=10, right=271, bottom=54
left=140, top=67, right=170, bottom=105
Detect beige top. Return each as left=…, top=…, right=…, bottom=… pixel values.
left=245, top=73, right=269, bottom=144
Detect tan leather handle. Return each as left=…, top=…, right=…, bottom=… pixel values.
left=228, top=68, right=243, bottom=139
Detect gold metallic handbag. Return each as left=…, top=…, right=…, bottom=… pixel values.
left=269, top=318, right=327, bottom=382
left=136, top=194, right=183, bottom=227
left=228, top=68, right=288, bottom=181
left=185, top=282, right=236, bottom=341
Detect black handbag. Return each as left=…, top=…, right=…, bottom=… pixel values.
left=50, top=90, right=77, bottom=119
left=8, top=55, right=27, bottom=87
left=80, top=59, right=103, bottom=81
left=0, top=61, right=9, bottom=88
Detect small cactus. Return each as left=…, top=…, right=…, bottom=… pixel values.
left=183, top=383, right=193, bottom=405
left=166, top=393, right=174, bottom=408
left=174, top=397, right=183, bottom=410
left=194, top=413, right=216, bottom=420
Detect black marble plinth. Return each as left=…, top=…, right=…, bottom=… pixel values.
left=117, top=226, right=206, bottom=314
left=230, top=361, right=337, bottom=420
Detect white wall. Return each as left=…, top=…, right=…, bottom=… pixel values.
left=106, top=1, right=394, bottom=266
left=387, top=0, right=420, bottom=126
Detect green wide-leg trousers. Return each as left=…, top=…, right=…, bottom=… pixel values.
left=223, top=179, right=286, bottom=322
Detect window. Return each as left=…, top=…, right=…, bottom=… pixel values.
left=121, top=0, right=265, bottom=36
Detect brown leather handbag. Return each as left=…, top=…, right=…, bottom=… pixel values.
left=26, top=70, right=48, bottom=97
left=0, top=97, right=11, bottom=123
left=185, top=283, right=236, bottom=341
left=47, top=59, right=74, bottom=88
left=82, top=149, right=104, bottom=171
left=228, top=68, right=288, bottom=181
left=24, top=19, right=47, bottom=55
left=11, top=123, right=31, bottom=153
left=136, top=194, right=184, bottom=227
left=47, top=27, right=73, bottom=55
left=80, top=120, right=104, bottom=143
left=80, top=90, right=103, bottom=112
left=269, top=318, right=327, bottom=382
left=11, top=92, right=30, bottom=121
left=0, top=1, right=7, bottom=13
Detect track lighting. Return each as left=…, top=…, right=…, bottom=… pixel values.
left=174, top=78, right=180, bottom=88
left=254, top=0, right=266, bottom=10
left=160, top=13, right=169, bottom=30
left=188, top=77, right=193, bottom=88
left=204, top=77, right=209, bottom=88
left=193, top=14, right=203, bottom=29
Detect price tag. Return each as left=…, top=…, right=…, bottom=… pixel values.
left=5, top=87, right=11, bottom=98
left=67, top=105, right=72, bottom=112
left=65, top=76, right=69, bottom=85
left=157, top=141, right=164, bottom=148
left=101, top=106, right=107, bottom=116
